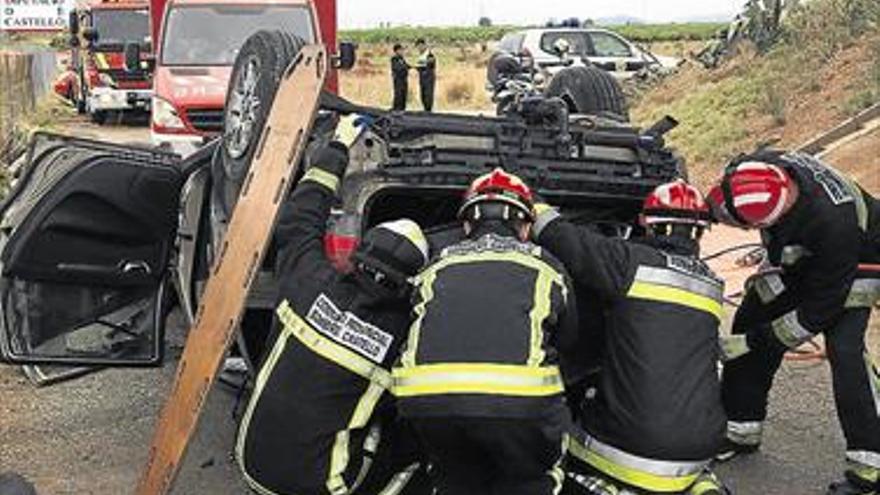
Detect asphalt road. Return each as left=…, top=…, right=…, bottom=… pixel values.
left=0, top=119, right=878, bottom=495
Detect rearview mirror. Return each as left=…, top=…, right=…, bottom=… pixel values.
left=124, top=42, right=141, bottom=72
left=336, top=42, right=357, bottom=70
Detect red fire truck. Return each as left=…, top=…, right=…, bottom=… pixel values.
left=148, top=0, right=340, bottom=155
left=55, top=0, right=154, bottom=124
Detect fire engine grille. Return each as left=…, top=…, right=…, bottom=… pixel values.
left=186, top=109, right=225, bottom=133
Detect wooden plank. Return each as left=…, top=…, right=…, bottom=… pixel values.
left=136, top=44, right=328, bottom=495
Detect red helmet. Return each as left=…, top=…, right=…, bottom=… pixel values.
left=706, top=161, right=797, bottom=228
left=459, top=168, right=536, bottom=222
left=641, top=180, right=712, bottom=228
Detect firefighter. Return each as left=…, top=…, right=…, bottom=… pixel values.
left=236, top=142, right=432, bottom=495
left=392, top=168, right=579, bottom=495
left=532, top=180, right=729, bottom=495
left=706, top=151, right=880, bottom=495
left=391, top=43, right=410, bottom=111
left=414, top=38, right=436, bottom=112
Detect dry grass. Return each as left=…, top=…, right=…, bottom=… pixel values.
left=340, top=44, right=493, bottom=112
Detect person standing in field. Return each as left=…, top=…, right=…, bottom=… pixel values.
left=414, top=38, right=436, bottom=112
left=391, top=43, right=410, bottom=111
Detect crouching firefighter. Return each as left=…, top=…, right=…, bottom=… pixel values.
left=706, top=151, right=880, bottom=495
left=236, top=142, right=433, bottom=495
left=393, top=168, right=579, bottom=495
left=533, top=180, right=729, bottom=495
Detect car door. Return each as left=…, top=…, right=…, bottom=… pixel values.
left=586, top=31, right=646, bottom=75
left=0, top=132, right=183, bottom=367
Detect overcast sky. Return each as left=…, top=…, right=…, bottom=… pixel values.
left=338, top=0, right=744, bottom=28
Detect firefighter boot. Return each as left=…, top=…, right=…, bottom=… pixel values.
left=827, top=464, right=879, bottom=495
left=687, top=471, right=731, bottom=495
left=715, top=422, right=762, bottom=463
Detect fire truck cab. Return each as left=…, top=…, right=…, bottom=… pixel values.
left=149, top=0, right=339, bottom=156
left=61, top=0, right=154, bottom=124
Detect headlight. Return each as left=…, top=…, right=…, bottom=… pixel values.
left=98, top=73, right=117, bottom=89
left=152, top=97, right=185, bottom=130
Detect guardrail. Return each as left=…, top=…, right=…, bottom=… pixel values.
left=799, top=102, right=880, bottom=156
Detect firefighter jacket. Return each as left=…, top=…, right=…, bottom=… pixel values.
left=535, top=219, right=726, bottom=493
left=237, top=169, right=417, bottom=495
left=416, top=49, right=436, bottom=83
left=393, top=225, right=579, bottom=420
left=736, top=151, right=880, bottom=351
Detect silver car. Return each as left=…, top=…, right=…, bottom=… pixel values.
left=495, top=28, right=681, bottom=79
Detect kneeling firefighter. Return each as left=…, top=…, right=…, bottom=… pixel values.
left=533, top=180, right=729, bottom=495
left=706, top=151, right=880, bottom=495
left=236, top=143, right=432, bottom=495
left=393, top=168, right=579, bottom=495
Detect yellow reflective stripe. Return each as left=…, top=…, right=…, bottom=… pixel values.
left=633, top=266, right=723, bottom=301
left=627, top=281, right=723, bottom=320
left=327, top=382, right=386, bottom=494
left=842, top=174, right=869, bottom=232
left=400, top=269, right=437, bottom=368
left=94, top=53, right=110, bottom=70
left=393, top=363, right=564, bottom=397
left=418, top=250, right=563, bottom=288
left=568, top=438, right=701, bottom=493
left=847, top=279, right=880, bottom=308
left=771, top=310, right=813, bottom=349
left=301, top=167, right=340, bottom=193
left=277, top=301, right=392, bottom=388
left=528, top=269, right=553, bottom=366
left=236, top=325, right=292, bottom=495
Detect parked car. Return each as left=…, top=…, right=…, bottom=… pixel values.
left=0, top=31, right=684, bottom=375
left=492, top=27, right=681, bottom=80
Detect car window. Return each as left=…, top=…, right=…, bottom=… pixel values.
left=589, top=32, right=632, bottom=58
left=540, top=32, right=591, bottom=55
left=500, top=33, right=525, bottom=53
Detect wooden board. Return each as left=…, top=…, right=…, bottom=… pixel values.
left=136, top=44, right=328, bottom=495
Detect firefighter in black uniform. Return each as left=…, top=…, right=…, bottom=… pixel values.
left=391, top=44, right=409, bottom=111
left=236, top=143, right=433, bottom=495
left=533, top=180, right=729, bottom=495
left=393, top=168, right=579, bottom=495
left=414, top=38, right=436, bottom=112
left=706, top=151, right=880, bottom=495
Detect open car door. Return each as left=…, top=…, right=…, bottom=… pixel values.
left=0, top=133, right=182, bottom=367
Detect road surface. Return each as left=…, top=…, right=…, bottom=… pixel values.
left=0, top=118, right=878, bottom=495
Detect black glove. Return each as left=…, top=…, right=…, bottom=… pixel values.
left=309, top=141, right=350, bottom=178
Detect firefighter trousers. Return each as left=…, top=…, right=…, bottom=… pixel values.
left=410, top=416, right=567, bottom=495
left=722, top=296, right=880, bottom=467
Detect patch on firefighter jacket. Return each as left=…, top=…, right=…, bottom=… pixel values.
left=306, top=294, right=394, bottom=363
left=783, top=153, right=855, bottom=206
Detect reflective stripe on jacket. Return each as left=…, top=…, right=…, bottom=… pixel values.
left=393, top=232, right=578, bottom=419
left=537, top=221, right=726, bottom=464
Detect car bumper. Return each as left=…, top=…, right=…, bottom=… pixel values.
left=150, top=131, right=211, bottom=157
left=88, top=88, right=152, bottom=111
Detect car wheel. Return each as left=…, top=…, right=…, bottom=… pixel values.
left=219, top=30, right=305, bottom=215
left=545, top=66, right=629, bottom=121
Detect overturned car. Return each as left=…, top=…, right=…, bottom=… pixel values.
left=0, top=31, right=685, bottom=376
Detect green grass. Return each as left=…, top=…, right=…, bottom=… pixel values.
left=340, top=22, right=726, bottom=46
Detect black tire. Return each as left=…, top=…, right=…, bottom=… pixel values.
left=545, top=66, right=629, bottom=121
left=487, top=52, right=523, bottom=87
left=218, top=30, right=304, bottom=216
